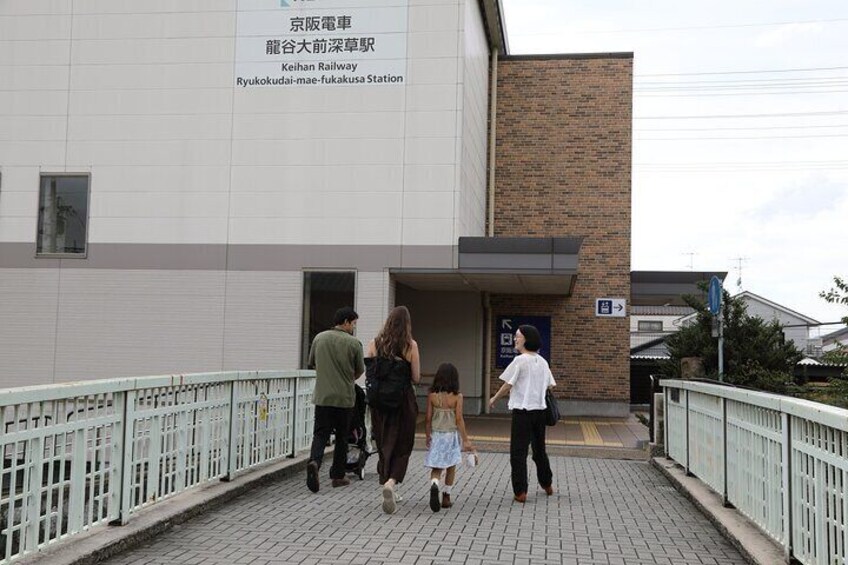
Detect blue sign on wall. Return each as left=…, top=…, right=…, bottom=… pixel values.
left=496, top=315, right=552, bottom=368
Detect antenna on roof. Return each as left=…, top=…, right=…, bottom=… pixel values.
left=731, top=257, right=749, bottom=292
left=682, top=252, right=696, bottom=271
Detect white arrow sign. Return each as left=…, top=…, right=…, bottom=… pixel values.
left=596, top=298, right=626, bottom=317
left=501, top=319, right=513, bottom=330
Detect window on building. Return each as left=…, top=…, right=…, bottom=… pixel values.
left=37, top=175, right=89, bottom=256
left=638, top=320, right=664, bottom=332
left=301, top=271, right=356, bottom=368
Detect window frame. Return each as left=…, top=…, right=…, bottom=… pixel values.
left=637, top=320, right=664, bottom=332
left=35, top=173, right=91, bottom=259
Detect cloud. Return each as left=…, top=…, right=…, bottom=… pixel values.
left=754, top=23, right=822, bottom=48
left=752, top=177, right=848, bottom=220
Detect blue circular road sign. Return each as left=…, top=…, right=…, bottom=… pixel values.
left=708, top=276, right=722, bottom=315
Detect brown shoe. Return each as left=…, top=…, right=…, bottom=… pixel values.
left=331, top=478, right=350, bottom=488
left=543, top=484, right=554, bottom=496
left=441, top=493, right=452, bottom=509
left=514, top=492, right=527, bottom=503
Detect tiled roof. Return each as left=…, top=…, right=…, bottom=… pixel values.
left=631, top=305, right=695, bottom=316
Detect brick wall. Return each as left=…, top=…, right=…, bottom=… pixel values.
left=492, top=54, right=632, bottom=406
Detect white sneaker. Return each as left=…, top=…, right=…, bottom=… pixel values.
left=382, top=484, right=397, bottom=514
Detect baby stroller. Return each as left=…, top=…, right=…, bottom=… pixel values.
left=346, top=384, right=372, bottom=480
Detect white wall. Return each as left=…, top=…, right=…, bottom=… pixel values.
left=395, top=284, right=483, bottom=411
left=222, top=270, right=303, bottom=371
left=355, top=270, right=392, bottom=347
left=0, top=0, right=492, bottom=386
left=0, top=269, right=60, bottom=387
left=0, top=1, right=479, bottom=248
left=743, top=298, right=812, bottom=352
left=0, top=267, right=306, bottom=385
left=457, top=0, right=489, bottom=240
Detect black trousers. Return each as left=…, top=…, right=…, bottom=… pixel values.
left=510, top=409, right=553, bottom=495
left=309, top=405, right=352, bottom=480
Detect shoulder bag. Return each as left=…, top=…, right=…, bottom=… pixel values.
left=544, top=389, right=560, bottom=426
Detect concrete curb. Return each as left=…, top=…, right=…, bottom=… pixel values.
left=20, top=454, right=313, bottom=565
left=651, top=457, right=786, bottom=565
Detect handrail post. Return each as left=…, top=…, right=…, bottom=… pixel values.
left=648, top=375, right=655, bottom=443
left=290, top=376, right=299, bottom=458
left=113, top=390, right=136, bottom=525
left=224, top=379, right=240, bottom=481
left=721, top=397, right=729, bottom=507
left=684, top=389, right=691, bottom=475
left=781, top=412, right=792, bottom=562
left=664, top=386, right=670, bottom=458
left=24, top=436, right=44, bottom=551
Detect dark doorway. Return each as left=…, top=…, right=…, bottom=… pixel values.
left=301, top=271, right=356, bottom=368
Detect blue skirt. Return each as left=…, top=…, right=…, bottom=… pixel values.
left=425, top=431, right=462, bottom=469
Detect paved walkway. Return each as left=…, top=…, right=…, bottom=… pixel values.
left=104, top=451, right=745, bottom=565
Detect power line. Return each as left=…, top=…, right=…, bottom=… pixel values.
left=637, top=90, right=848, bottom=97
left=636, top=124, right=848, bottom=132
left=635, top=80, right=848, bottom=90
left=637, top=75, right=848, bottom=86
left=637, top=65, right=848, bottom=78
left=635, top=159, right=848, bottom=172
left=638, top=165, right=848, bottom=169
left=637, top=133, right=848, bottom=140
left=634, top=110, right=848, bottom=120
left=636, top=160, right=848, bottom=166
left=510, top=17, right=848, bottom=36
left=638, top=167, right=848, bottom=174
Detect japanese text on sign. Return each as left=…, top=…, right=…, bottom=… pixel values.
left=235, top=1, right=408, bottom=88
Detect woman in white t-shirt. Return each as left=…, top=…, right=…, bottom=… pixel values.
left=488, top=324, right=556, bottom=503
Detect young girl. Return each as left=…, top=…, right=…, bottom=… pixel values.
left=424, top=363, right=475, bottom=512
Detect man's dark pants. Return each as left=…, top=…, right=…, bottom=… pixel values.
left=309, top=405, right=352, bottom=480
left=510, top=408, right=553, bottom=495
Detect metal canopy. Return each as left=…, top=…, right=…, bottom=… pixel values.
left=392, top=237, right=582, bottom=295
left=392, top=270, right=575, bottom=295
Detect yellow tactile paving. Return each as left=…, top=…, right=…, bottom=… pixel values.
left=579, top=421, right=604, bottom=446
left=414, top=418, right=626, bottom=448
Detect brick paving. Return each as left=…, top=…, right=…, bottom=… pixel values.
left=105, top=452, right=745, bottom=565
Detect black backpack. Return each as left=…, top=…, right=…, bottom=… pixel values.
left=364, top=357, right=411, bottom=411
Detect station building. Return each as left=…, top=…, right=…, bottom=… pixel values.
left=0, top=1, right=632, bottom=416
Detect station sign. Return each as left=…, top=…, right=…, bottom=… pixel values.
left=236, top=0, right=408, bottom=88
left=595, top=298, right=626, bottom=317
left=496, top=316, right=552, bottom=368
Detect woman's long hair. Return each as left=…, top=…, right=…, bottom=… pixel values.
left=374, top=305, right=413, bottom=359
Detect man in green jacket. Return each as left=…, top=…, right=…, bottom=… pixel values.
left=306, top=307, right=365, bottom=492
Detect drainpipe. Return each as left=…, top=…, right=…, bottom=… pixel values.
left=487, top=47, right=498, bottom=237
left=483, top=48, right=498, bottom=413
left=483, top=292, right=492, bottom=414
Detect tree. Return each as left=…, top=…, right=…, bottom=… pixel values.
left=820, top=275, right=848, bottom=385
left=820, top=276, right=848, bottom=325
left=661, top=283, right=803, bottom=394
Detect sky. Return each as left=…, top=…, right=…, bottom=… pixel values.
left=500, top=0, right=848, bottom=333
